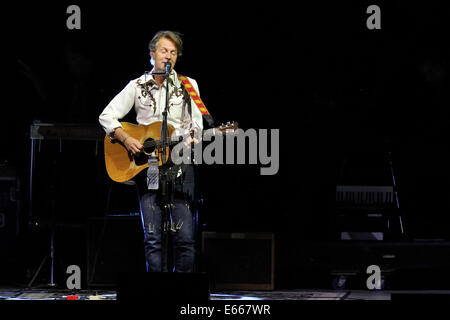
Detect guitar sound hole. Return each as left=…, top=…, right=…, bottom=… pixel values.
left=143, top=138, right=156, bottom=155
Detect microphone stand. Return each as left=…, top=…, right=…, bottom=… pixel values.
left=156, top=66, right=173, bottom=272
left=387, top=151, right=406, bottom=238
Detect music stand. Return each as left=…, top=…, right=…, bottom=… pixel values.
left=27, top=139, right=60, bottom=288
left=27, top=122, right=104, bottom=288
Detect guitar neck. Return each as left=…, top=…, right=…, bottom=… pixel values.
left=141, top=121, right=238, bottom=150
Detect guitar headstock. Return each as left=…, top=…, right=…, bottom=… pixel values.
left=216, top=121, right=239, bottom=135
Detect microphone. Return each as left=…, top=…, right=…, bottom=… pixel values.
left=165, top=61, right=172, bottom=76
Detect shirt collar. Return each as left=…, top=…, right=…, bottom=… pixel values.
left=136, top=69, right=181, bottom=89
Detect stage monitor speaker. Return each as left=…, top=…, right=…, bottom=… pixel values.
left=86, top=215, right=146, bottom=288
left=201, top=232, right=274, bottom=290
left=117, top=272, right=210, bottom=302
left=391, top=293, right=450, bottom=301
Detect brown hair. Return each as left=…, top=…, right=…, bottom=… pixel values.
left=148, top=31, right=183, bottom=57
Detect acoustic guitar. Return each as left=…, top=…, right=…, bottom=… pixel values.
left=104, top=121, right=238, bottom=182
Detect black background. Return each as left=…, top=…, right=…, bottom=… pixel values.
left=3, top=1, right=450, bottom=286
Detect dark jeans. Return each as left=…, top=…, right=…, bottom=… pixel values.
left=138, top=165, right=196, bottom=272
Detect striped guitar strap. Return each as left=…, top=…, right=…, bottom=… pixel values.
left=178, top=75, right=215, bottom=127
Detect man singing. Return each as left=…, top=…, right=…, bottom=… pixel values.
left=99, top=30, right=203, bottom=272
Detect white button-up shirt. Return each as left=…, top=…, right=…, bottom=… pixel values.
left=99, top=69, right=203, bottom=138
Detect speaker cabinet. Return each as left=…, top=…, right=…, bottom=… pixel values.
left=86, top=215, right=146, bottom=288
left=201, top=232, right=274, bottom=290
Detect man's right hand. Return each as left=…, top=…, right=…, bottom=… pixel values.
left=124, top=136, right=143, bottom=155
left=114, top=127, right=143, bottom=155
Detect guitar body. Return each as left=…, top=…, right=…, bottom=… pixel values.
left=104, top=120, right=238, bottom=183
left=104, top=122, right=175, bottom=183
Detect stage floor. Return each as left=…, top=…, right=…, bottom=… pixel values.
left=1, top=287, right=450, bottom=301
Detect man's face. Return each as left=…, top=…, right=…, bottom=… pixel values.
left=150, top=37, right=178, bottom=72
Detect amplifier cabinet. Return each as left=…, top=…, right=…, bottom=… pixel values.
left=201, top=232, right=274, bottom=290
